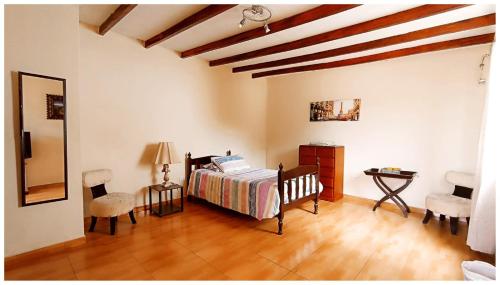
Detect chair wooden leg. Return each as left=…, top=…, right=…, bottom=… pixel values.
left=128, top=210, right=137, bottom=224
left=466, top=217, right=470, bottom=225
left=89, top=216, right=97, bottom=232
left=110, top=216, right=117, bottom=235
left=422, top=209, right=433, bottom=224
left=450, top=217, right=459, bottom=235
left=440, top=214, right=446, bottom=221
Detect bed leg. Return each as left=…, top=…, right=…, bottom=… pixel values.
left=314, top=159, right=320, bottom=215
left=277, top=213, right=283, bottom=235
left=277, top=163, right=285, bottom=235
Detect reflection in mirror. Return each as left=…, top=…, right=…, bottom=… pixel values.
left=19, top=72, right=67, bottom=206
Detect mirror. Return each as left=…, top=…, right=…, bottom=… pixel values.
left=19, top=72, right=67, bottom=206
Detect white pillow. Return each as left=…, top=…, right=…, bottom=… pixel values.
left=212, top=155, right=250, bottom=173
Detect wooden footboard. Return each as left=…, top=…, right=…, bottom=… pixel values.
left=277, top=157, right=320, bottom=235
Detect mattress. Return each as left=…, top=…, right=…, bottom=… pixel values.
left=188, top=168, right=323, bottom=220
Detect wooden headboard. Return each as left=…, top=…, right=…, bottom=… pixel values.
left=184, top=150, right=231, bottom=190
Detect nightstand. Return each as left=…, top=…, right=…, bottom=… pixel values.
left=148, top=183, right=183, bottom=217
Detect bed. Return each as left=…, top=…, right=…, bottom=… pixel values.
left=185, top=150, right=322, bottom=234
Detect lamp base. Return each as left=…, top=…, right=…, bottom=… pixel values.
left=162, top=164, right=171, bottom=185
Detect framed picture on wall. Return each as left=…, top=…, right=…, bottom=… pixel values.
left=310, top=99, right=361, bottom=122
left=46, top=94, right=64, bottom=120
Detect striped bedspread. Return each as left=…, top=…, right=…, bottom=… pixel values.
left=188, top=168, right=322, bottom=220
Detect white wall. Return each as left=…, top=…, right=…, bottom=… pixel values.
left=4, top=5, right=83, bottom=257
left=79, top=24, right=267, bottom=216
left=23, top=76, right=65, bottom=187
left=266, top=45, right=489, bottom=209
left=4, top=5, right=490, bottom=257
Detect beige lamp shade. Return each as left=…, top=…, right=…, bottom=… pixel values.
left=154, top=142, right=181, bottom=165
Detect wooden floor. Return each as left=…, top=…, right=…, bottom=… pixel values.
left=26, top=183, right=65, bottom=204
left=5, top=197, right=494, bottom=280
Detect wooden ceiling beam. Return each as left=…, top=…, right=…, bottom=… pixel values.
left=145, top=4, right=237, bottom=48
left=99, top=4, right=138, bottom=36
left=252, top=33, right=495, bottom=78
left=209, top=4, right=469, bottom=66
left=234, top=13, right=495, bottom=73
left=180, top=4, right=361, bottom=58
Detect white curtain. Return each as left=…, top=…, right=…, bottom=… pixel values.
left=467, top=43, right=497, bottom=254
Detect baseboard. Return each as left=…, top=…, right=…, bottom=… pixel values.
left=343, top=195, right=470, bottom=223
left=4, top=236, right=86, bottom=268
left=10, top=199, right=173, bottom=262
left=343, top=194, right=426, bottom=215
left=134, top=197, right=184, bottom=213
left=83, top=198, right=184, bottom=222
left=27, top=182, right=65, bottom=191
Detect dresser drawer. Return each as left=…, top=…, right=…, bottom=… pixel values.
left=320, top=177, right=334, bottom=188
left=320, top=167, right=335, bottom=178
left=298, top=145, right=343, bottom=202
left=320, top=186, right=334, bottom=200
left=317, top=147, right=335, bottom=158
left=317, top=158, right=334, bottom=168
left=299, top=155, right=317, bottom=165
left=299, top=145, right=316, bottom=156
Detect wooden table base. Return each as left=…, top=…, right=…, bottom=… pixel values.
left=372, top=176, right=413, bottom=217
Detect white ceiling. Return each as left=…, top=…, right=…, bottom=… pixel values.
left=79, top=4, right=496, bottom=73
left=79, top=4, right=317, bottom=51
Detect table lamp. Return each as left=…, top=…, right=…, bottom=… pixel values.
left=154, top=142, right=181, bottom=185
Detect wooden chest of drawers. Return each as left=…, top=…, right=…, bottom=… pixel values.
left=299, top=145, right=344, bottom=202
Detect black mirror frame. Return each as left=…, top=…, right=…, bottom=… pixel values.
left=18, top=71, right=68, bottom=207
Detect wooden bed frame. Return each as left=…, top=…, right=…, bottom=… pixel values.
left=185, top=150, right=320, bottom=235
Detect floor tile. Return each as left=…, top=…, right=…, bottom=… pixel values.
left=5, top=198, right=492, bottom=281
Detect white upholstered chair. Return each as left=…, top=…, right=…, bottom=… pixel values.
left=423, top=171, right=474, bottom=235
left=82, top=169, right=136, bottom=235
